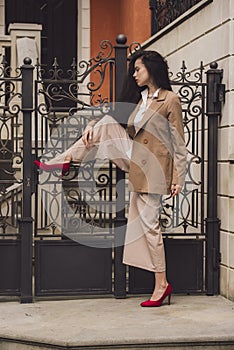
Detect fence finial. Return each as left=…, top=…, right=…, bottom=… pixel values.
left=116, top=34, right=127, bottom=45
left=210, top=62, right=218, bottom=69
left=23, top=57, right=32, bottom=65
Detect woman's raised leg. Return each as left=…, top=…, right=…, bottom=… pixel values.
left=35, top=115, right=132, bottom=173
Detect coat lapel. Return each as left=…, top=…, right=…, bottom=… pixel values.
left=134, top=89, right=168, bottom=136
left=135, top=100, right=163, bottom=134
left=127, top=89, right=168, bottom=138
left=127, top=100, right=141, bottom=138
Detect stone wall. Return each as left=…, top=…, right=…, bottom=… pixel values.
left=0, top=0, right=4, bottom=35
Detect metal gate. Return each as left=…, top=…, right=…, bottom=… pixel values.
left=0, top=35, right=225, bottom=302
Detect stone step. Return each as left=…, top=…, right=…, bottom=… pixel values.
left=0, top=296, right=233, bottom=350
left=0, top=338, right=234, bottom=350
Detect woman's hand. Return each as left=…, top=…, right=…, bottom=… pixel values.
left=82, top=124, right=94, bottom=149
left=171, top=184, right=182, bottom=198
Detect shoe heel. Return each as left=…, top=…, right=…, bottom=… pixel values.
left=168, top=294, right=171, bottom=305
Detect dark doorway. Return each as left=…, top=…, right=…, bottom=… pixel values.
left=5, top=0, right=78, bottom=73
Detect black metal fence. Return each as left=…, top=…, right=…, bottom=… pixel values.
left=0, top=35, right=224, bottom=302
left=149, top=0, right=213, bottom=36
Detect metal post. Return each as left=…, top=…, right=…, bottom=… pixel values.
left=20, top=57, right=34, bottom=303
left=205, top=62, right=225, bottom=295
left=114, top=34, right=128, bottom=298
left=149, top=0, right=157, bottom=36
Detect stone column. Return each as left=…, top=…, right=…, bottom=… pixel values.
left=8, top=23, right=42, bottom=69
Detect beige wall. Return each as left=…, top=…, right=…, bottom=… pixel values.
left=0, top=0, right=4, bottom=35
left=78, top=0, right=90, bottom=64
left=144, top=0, right=234, bottom=300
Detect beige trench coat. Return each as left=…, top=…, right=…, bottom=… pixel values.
left=126, top=89, right=187, bottom=195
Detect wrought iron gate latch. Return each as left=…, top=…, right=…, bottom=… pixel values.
left=214, top=83, right=226, bottom=103
left=206, top=63, right=226, bottom=118
left=26, top=177, right=31, bottom=187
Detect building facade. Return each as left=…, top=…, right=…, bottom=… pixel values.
left=0, top=0, right=233, bottom=301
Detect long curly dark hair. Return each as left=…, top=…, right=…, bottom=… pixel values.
left=120, top=50, right=172, bottom=105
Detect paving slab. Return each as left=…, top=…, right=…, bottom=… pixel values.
left=0, top=295, right=233, bottom=349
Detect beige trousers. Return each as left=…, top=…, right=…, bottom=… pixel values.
left=123, top=192, right=166, bottom=273
left=48, top=115, right=166, bottom=273
left=48, top=115, right=131, bottom=172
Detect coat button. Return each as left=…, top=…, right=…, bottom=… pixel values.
left=141, top=160, right=146, bottom=165
left=143, top=139, right=148, bottom=144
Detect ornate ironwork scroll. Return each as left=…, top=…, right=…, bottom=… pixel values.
left=34, top=40, right=116, bottom=240
left=0, top=56, right=23, bottom=236
left=159, top=62, right=206, bottom=235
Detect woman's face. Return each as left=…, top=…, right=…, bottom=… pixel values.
left=133, top=58, right=150, bottom=87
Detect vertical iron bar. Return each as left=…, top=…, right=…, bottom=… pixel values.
left=149, top=0, right=157, bottom=36
left=205, top=62, right=223, bottom=295
left=114, top=34, right=128, bottom=298
left=20, top=57, right=34, bottom=303
left=201, top=84, right=205, bottom=235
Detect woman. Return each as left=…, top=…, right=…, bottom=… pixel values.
left=35, top=50, right=187, bottom=307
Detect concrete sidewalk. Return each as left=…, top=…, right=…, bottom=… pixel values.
left=0, top=295, right=234, bottom=349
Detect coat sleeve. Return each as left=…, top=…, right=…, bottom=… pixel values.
left=167, top=94, right=187, bottom=187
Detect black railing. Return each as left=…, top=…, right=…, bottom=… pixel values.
left=150, top=0, right=208, bottom=35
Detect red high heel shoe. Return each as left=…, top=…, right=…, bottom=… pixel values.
left=34, top=160, right=70, bottom=175
left=140, top=283, right=172, bottom=307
